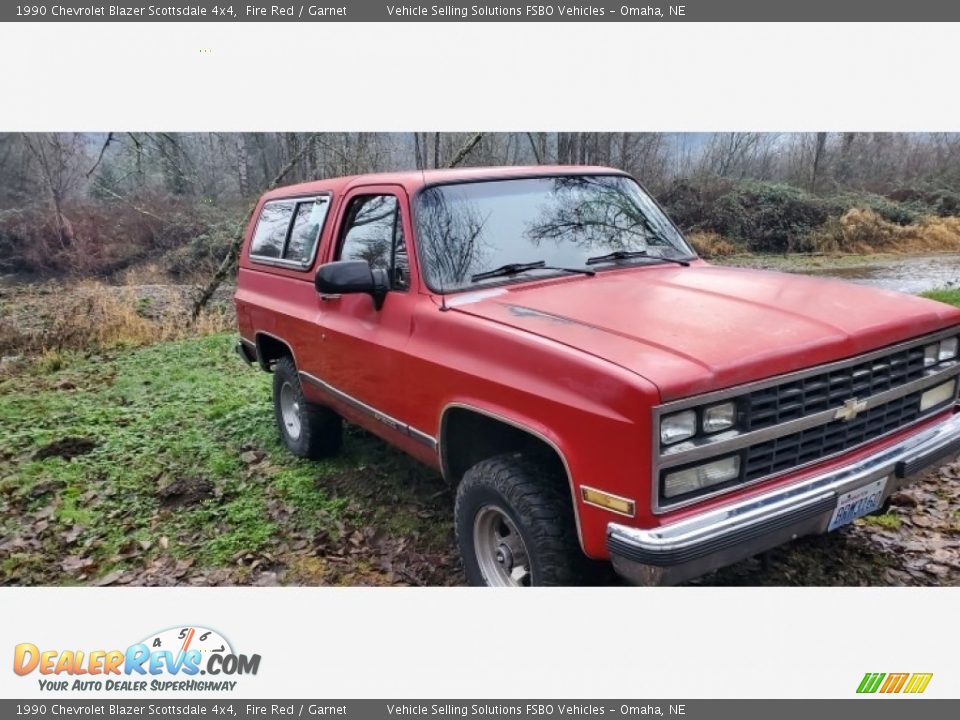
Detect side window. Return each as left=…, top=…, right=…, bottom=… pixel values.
left=250, top=200, right=295, bottom=259
left=392, top=221, right=410, bottom=291
left=286, top=197, right=330, bottom=264
left=250, top=196, right=330, bottom=266
left=337, top=195, right=409, bottom=290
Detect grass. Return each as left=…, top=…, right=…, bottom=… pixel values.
left=860, top=513, right=902, bottom=531
left=921, top=288, right=960, bottom=307
left=0, top=333, right=453, bottom=585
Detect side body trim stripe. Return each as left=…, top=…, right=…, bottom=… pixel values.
left=299, top=371, right=437, bottom=451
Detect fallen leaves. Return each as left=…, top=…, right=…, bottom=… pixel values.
left=701, top=460, right=960, bottom=586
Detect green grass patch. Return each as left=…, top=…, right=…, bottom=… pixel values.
left=921, top=288, right=960, bottom=307
left=860, top=513, right=902, bottom=530
left=0, top=332, right=449, bottom=585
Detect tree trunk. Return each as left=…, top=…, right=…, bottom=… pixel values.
left=446, top=132, right=485, bottom=168
left=236, top=135, right=249, bottom=197
left=810, top=132, right=828, bottom=193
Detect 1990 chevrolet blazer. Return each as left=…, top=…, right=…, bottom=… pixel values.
left=234, top=166, right=960, bottom=586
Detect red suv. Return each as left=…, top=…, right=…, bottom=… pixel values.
left=234, top=166, right=960, bottom=586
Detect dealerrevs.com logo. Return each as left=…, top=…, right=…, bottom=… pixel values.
left=13, top=626, right=261, bottom=693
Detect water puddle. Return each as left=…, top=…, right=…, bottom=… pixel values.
left=787, top=254, right=960, bottom=294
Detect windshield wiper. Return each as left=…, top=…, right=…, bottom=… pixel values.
left=585, top=249, right=690, bottom=267
left=470, top=260, right=595, bottom=283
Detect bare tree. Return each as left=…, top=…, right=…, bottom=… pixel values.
left=21, top=133, right=86, bottom=251
left=810, top=132, right=829, bottom=193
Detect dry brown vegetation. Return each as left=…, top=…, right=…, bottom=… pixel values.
left=810, top=209, right=960, bottom=254
left=0, top=280, right=233, bottom=360
left=687, top=231, right=739, bottom=258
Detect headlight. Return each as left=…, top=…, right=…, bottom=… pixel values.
left=920, top=379, right=957, bottom=412
left=660, top=410, right=696, bottom=445
left=925, top=338, right=958, bottom=366
left=663, top=456, right=741, bottom=499
left=702, top=402, right=736, bottom=433
left=939, top=337, right=958, bottom=362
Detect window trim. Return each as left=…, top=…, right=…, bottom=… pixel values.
left=335, top=192, right=409, bottom=292
left=249, top=192, right=332, bottom=271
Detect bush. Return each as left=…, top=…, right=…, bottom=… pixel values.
left=161, top=222, right=236, bottom=280
left=0, top=195, right=242, bottom=279
left=661, top=180, right=829, bottom=253
left=888, top=186, right=960, bottom=218
left=810, top=208, right=960, bottom=254
left=658, top=178, right=960, bottom=255
left=687, top=231, right=740, bottom=258
left=1, top=281, right=234, bottom=356
left=825, top=192, right=920, bottom=226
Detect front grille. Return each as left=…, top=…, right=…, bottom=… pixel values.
left=741, top=344, right=927, bottom=431
left=742, top=392, right=923, bottom=482
left=656, top=329, right=960, bottom=511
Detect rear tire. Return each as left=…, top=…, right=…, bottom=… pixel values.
left=455, top=452, right=586, bottom=586
left=272, top=356, right=342, bottom=459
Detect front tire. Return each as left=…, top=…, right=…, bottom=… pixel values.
left=272, top=356, right=342, bottom=459
left=455, top=452, right=585, bottom=586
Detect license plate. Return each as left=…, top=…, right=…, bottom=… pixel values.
left=828, top=477, right=888, bottom=532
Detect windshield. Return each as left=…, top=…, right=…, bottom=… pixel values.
left=414, top=175, right=695, bottom=292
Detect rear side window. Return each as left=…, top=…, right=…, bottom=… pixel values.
left=250, top=195, right=330, bottom=267
left=286, top=198, right=330, bottom=264
left=250, top=200, right=295, bottom=259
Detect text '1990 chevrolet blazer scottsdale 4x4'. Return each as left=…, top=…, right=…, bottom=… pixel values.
left=234, top=166, right=960, bottom=586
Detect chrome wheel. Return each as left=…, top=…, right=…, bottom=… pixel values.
left=473, top=505, right=532, bottom=587
left=279, top=381, right=302, bottom=441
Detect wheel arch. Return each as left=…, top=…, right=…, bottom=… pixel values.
left=439, top=402, right=583, bottom=547
left=254, top=331, right=296, bottom=372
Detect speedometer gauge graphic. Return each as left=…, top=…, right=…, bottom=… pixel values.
left=138, top=626, right=234, bottom=658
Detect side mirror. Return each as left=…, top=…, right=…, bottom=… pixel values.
left=315, top=260, right=389, bottom=310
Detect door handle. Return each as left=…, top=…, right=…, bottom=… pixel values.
left=320, top=294, right=341, bottom=302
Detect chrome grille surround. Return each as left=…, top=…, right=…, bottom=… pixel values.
left=652, top=328, right=960, bottom=514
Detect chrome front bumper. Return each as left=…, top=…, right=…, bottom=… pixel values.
left=607, top=412, right=960, bottom=586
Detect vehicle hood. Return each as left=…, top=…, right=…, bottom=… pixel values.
left=450, top=263, right=960, bottom=401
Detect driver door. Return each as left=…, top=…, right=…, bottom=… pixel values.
left=315, top=185, right=416, bottom=429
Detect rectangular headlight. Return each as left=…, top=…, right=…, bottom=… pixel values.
left=920, top=379, right=957, bottom=412
left=925, top=343, right=940, bottom=366
left=663, top=456, right=741, bottom=499
left=939, top=337, right=959, bottom=362
left=703, top=402, right=736, bottom=433
left=660, top=409, right=696, bottom=445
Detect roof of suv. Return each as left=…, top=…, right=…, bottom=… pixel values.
left=261, top=165, right=629, bottom=201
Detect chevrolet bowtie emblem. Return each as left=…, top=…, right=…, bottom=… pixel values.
left=835, top=397, right=868, bottom=422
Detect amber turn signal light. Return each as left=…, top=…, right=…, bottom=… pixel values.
left=581, top=487, right=636, bottom=516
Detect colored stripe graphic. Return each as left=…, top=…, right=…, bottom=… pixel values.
left=880, top=673, right=909, bottom=693
left=903, top=673, right=933, bottom=694
left=857, top=673, right=885, bottom=694
left=857, top=672, right=932, bottom=694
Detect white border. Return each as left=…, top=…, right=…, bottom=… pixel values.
left=1, top=19, right=958, bottom=701
left=0, top=22, right=958, bottom=131
left=1, top=587, right=957, bottom=699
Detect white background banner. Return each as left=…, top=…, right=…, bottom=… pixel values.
left=1, top=588, right=957, bottom=698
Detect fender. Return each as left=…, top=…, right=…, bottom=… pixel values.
left=438, top=400, right=584, bottom=548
